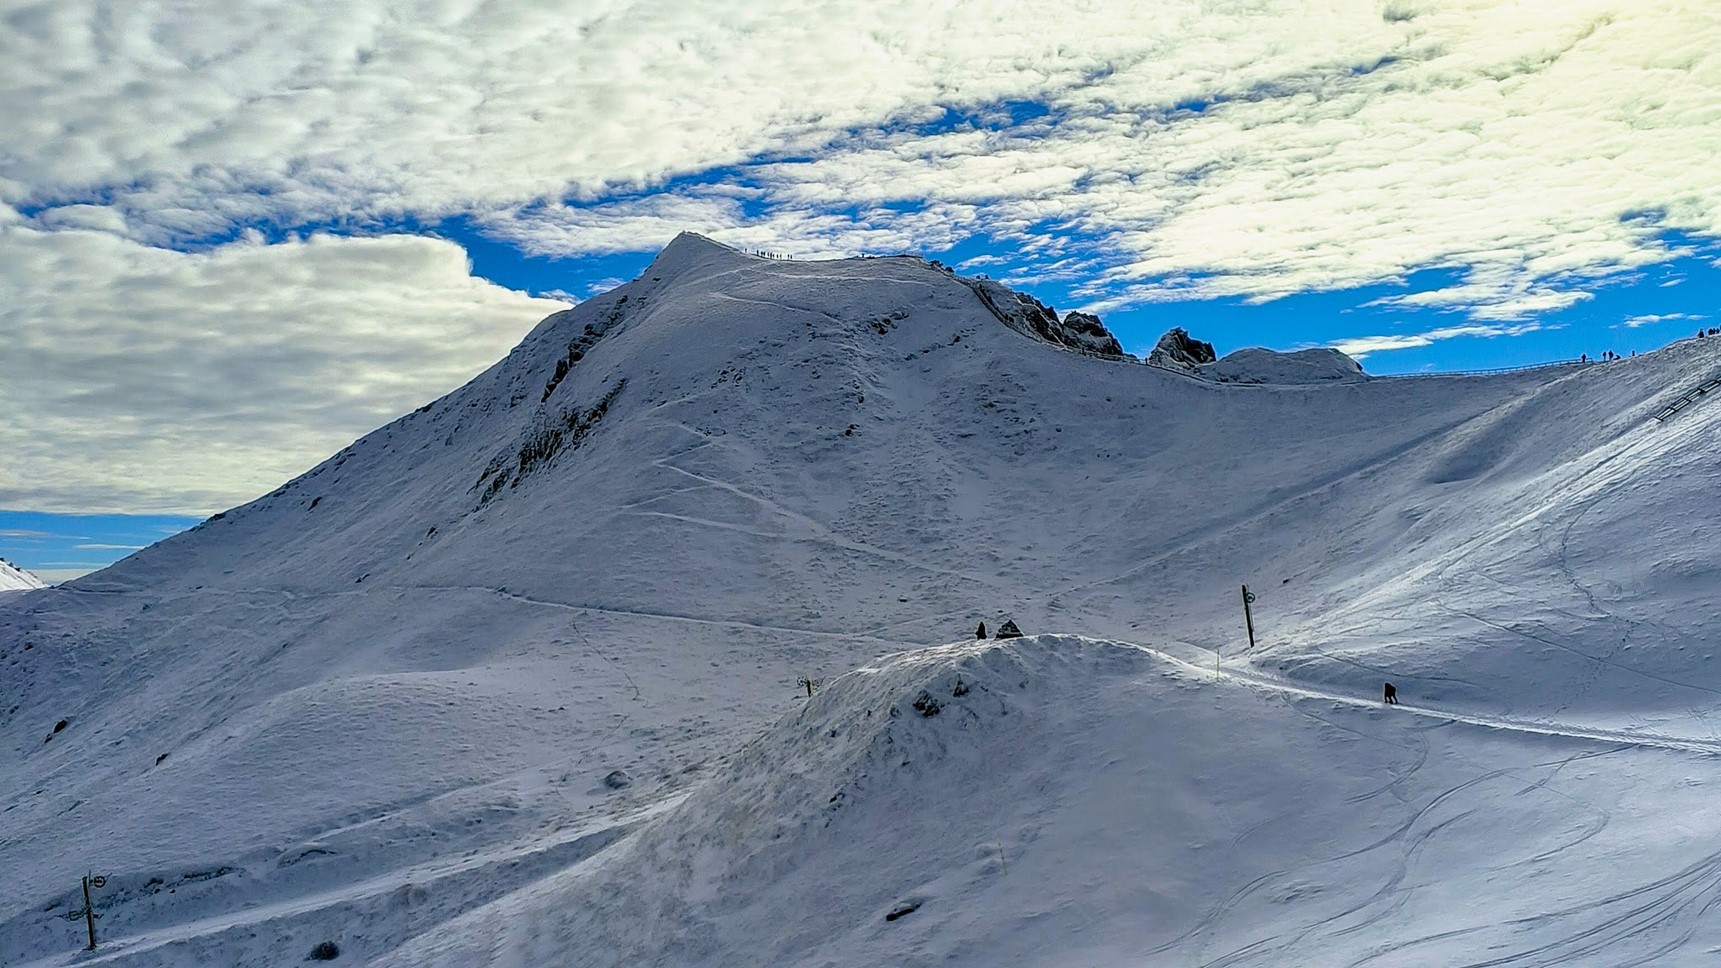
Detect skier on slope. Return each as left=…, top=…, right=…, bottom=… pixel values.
left=976, top=621, right=987, bottom=639
left=1383, top=682, right=1399, bottom=705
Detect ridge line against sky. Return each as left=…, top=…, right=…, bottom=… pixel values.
left=3, top=0, right=1720, bottom=575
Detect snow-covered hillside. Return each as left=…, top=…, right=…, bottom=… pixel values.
left=0, top=557, right=44, bottom=592
left=383, top=635, right=1721, bottom=968
left=4, top=233, right=1721, bottom=966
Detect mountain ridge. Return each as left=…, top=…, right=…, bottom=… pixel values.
left=0, top=557, right=44, bottom=591
left=4, top=236, right=1721, bottom=966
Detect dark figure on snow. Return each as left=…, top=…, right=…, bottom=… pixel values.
left=1383, top=682, right=1399, bottom=704
left=976, top=621, right=987, bottom=639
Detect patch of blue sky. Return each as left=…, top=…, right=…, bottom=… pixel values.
left=435, top=215, right=654, bottom=301
left=0, top=510, right=202, bottom=579
left=895, top=99, right=1056, bottom=136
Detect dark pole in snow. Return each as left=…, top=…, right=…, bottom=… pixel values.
left=1241, top=584, right=1257, bottom=653
left=82, top=874, right=96, bottom=951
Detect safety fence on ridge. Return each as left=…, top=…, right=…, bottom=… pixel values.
left=1375, top=359, right=1590, bottom=379
left=1654, top=374, right=1721, bottom=423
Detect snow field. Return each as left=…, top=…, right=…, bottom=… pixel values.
left=5, top=234, right=1721, bottom=964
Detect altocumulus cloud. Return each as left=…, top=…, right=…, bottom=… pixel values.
left=8, top=0, right=1717, bottom=277
left=2, top=0, right=1719, bottom=512
left=0, top=218, right=566, bottom=514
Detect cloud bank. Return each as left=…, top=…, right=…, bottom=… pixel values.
left=7, top=0, right=1714, bottom=308
left=0, top=221, right=566, bottom=513
left=3, top=0, right=1719, bottom=511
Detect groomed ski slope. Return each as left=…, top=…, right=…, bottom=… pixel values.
left=4, top=234, right=1721, bottom=965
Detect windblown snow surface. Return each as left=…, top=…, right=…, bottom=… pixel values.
left=4, top=233, right=1721, bottom=966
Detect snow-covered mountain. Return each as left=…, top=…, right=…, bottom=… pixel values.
left=0, top=557, right=44, bottom=592
left=4, top=233, right=1721, bottom=966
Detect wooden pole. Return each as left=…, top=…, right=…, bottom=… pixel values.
left=82, top=875, right=96, bottom=951
left=1241, top=584, right=1257, bottom=652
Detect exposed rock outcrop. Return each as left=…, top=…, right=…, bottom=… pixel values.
left=966, top=280, right=1127, bottom=359
left=1147, top=328, right=1217, bottom=371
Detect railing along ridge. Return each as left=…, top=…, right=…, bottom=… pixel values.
left=1375, top=359, right=1590, bottom=379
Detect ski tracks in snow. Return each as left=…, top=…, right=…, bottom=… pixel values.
left=640, top=421, right=1015, bottom=594
left=1125, top=638, right=1718, bottom=967
left=8, top=807, right=663, bottom=968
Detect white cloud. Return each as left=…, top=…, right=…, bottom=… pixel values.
left=1622, top=312, right=1705, bottom=328
left=74, top=543, right=146, bottom=550
left=0, top=225, right=567, bottom=514
left=1363, top=273, right=1597, bottom=322
left=480, top=193, right=978, bottom=263
left=1331, top=322, right=1545, bottom=359
left=1, top=0, right=1714, bottom=318
left=532, top=289, right=583, bottom=304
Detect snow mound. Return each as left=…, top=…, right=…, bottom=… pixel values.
left=378, top=635, right=1721, bottom=967
left=0, top=558, right=44, bottom=591
left=1195, top=346, right=1368, bottom=384
left=641, top=230, right=753, bottom=283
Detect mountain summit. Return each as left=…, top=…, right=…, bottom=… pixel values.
left=4, top=237, right=1721, bottom=966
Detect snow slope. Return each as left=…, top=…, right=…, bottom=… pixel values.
left=382, top=636, right=1721, bottom=968
left=4, top=233, right=1721, bottom=965
left=0, top=557, right=44, bottom=592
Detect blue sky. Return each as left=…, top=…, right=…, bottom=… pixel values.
left=3, top=1, right=1718, bottom=580
left=0, top=512, right=200, bottom=584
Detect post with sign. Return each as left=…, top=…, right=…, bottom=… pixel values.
left=1241, top=584, right=1258, bottom=653
left=81, top=873, right=106, bottom=951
